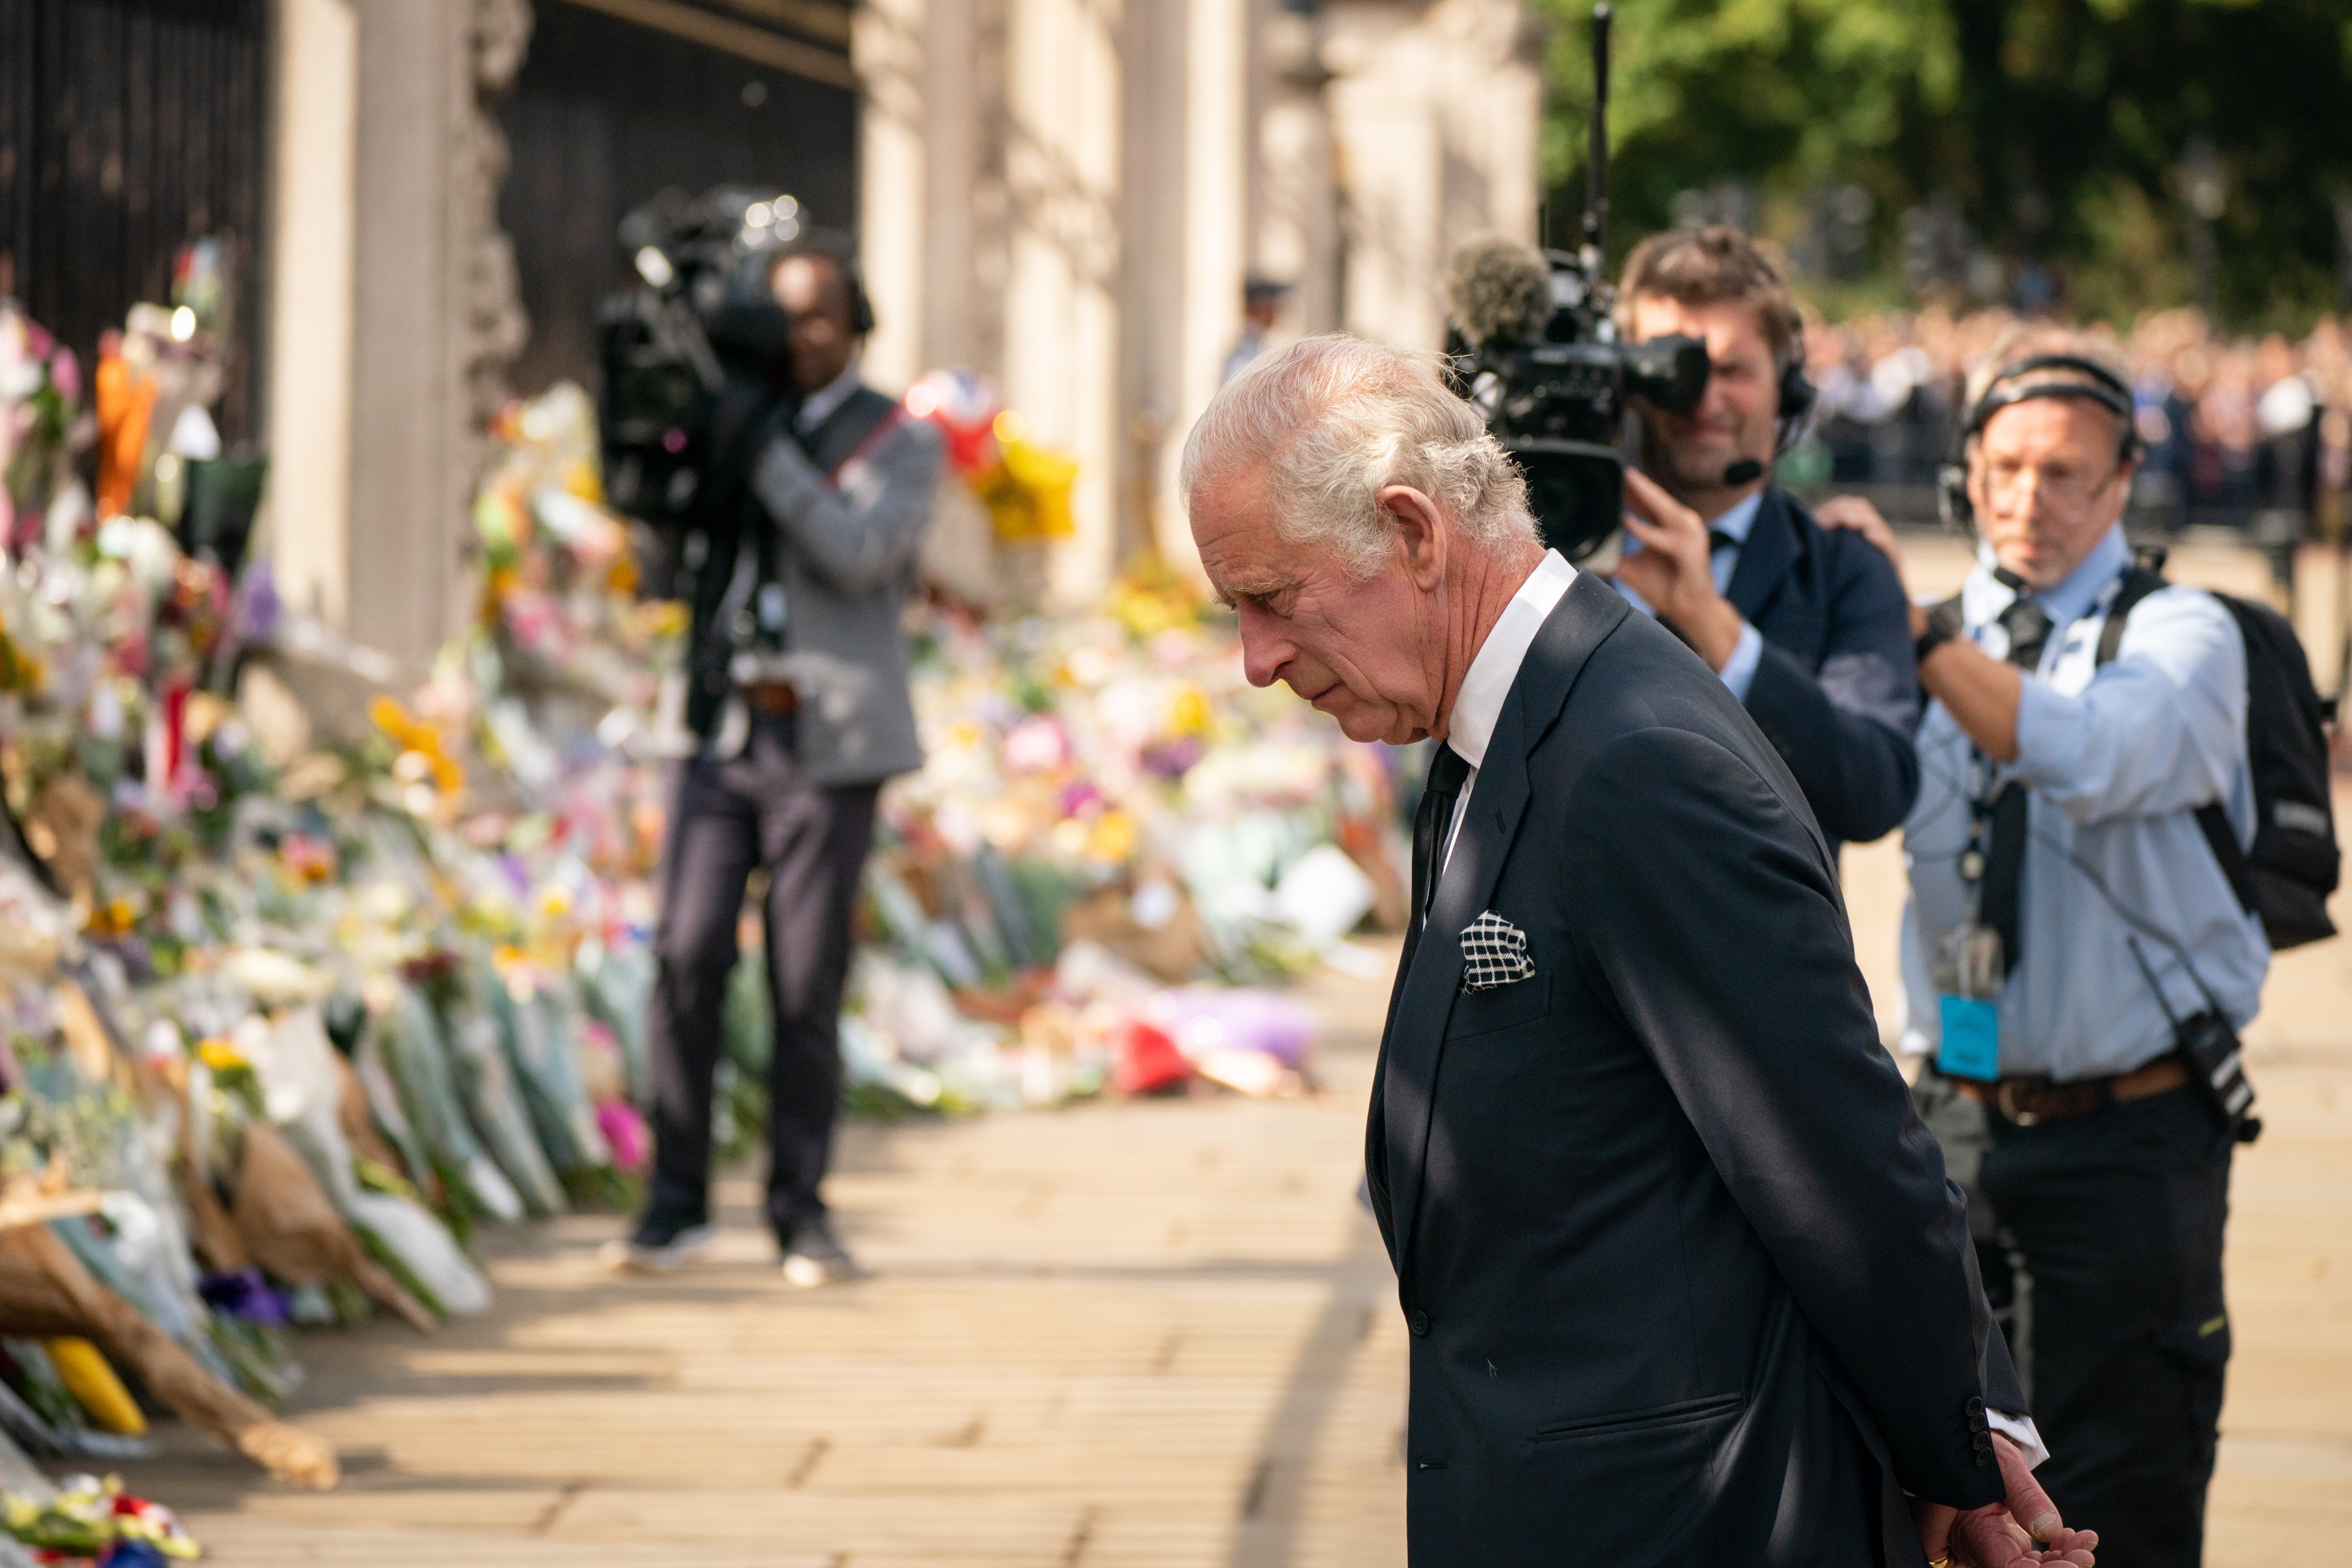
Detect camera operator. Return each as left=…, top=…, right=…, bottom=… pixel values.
left=1830, top=328, right=2268, bottom=1567
left=606, top=233, right=942, bottom=1285
left=1610, top=226, right=1922, bottom=855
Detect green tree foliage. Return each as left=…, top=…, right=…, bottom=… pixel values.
left=1538, top=0, right=2352, bottom=328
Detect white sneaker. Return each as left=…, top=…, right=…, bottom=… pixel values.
left=779, top=1219, right=867, bottom=1287
left=600, top=1220, right=718, bottom=1273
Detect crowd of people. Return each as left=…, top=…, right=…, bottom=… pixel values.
left=1801, top=303, right=2350, bottom=527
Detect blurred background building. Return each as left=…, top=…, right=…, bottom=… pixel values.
left=7, top=0, right=2348, bottom=677
left=2, top=0, right=1542, bottom=676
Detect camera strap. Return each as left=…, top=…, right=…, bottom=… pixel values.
left=798, top=386, right=902, bottom=477
left=825, top=404, right=910, bottom=489
left=1971, top=593, right=2054, bottom=971
left=2125, top=936, right=2261, bottom=1143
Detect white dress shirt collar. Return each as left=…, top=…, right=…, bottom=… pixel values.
left=1444, top=549, right=1579, bottom=770
left=1962, top=521, right=2131, bottom=633
left=795, top=353, right=865, bottom=434
left=1708, top=486, right=1766, bottom=546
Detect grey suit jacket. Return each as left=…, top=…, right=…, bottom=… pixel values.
left=749, top=394, right=942, bottom=786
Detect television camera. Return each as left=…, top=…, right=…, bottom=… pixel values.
left=1443, top=5, right=1710, bottom=562
left=596, top=185, right=802, bottom=572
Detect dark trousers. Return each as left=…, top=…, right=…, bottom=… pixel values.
left=1975, top=1087, right=2234, bottom=1568
left=646, top=718, right=879, bottom=1242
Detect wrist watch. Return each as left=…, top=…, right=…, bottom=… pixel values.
left=1914, top=601, right=1964, bottom=666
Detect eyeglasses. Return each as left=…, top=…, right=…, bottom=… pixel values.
left=1978, top=456, right=2125, bottom=510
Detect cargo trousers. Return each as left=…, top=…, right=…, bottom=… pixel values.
left=1919, top=1071, right=2232, bottom=1568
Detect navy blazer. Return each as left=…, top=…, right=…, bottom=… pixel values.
left=1367, top=572, right=2013, bottom=1566
left=1728, top=486, right=1922, bottom=854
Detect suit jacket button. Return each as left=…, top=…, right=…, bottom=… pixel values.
left=1408, top=1310, right=1430, bottom=1337
left=1966, top=1396, right=1985, bottom=1418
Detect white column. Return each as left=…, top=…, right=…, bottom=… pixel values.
left=1118, top=0, right=1189, bottom=570
left=343, top=0, right=467, bottom=676
left=856, top=0, right=930, bottom=392
left=1321, top=0, right=1540, bottom=351
left=1000, top=0, right=1122, bottom=603
left=920, top=0, right=979, bottom=371
left=1163, top=0, right=1249, bottom=575
left=265, top=0, right=358, bottom=631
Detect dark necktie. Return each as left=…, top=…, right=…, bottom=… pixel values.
left=1977, top=595, right=2053, bottom=979
left=1708, top=530, right=1737, bottom=555
left=1403, top=744, right=1473, bottom=973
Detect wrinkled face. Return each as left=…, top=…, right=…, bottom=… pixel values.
left=1970, top=396, right=2132, bottom=589
left=1189, top=465, right=1445, bottom=744
left=1628, top=295, right=1780, bottom=494
left=772, top=254, right=859, bottom=395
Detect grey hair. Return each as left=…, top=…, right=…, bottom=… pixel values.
left=1180, top=334, right=1539, bottom=578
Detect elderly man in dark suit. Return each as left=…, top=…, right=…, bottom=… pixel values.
left=1611, top=225, right=1920, bottom=857
left=1182, top=334, right=2097, bottom=1567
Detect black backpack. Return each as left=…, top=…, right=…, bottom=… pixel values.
left=2099, top=554, right=2340, bottom=949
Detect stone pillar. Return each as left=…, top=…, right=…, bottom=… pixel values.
left=1256, top=5, right=1341, bottom=335
left=852, top=0, right=1538, bottom=601
left=1163, top=0, right=1250, bottom=575
left=340, top=0, right=529, bottom=677
left=265, top=0, right=359, bottom=630
left=1118, top=0, right=1190, bottom=569
left=1000, top=0, right=1124, bottom=603
left=1323, top=0, right=1540, bottom=349
left=855, top=0, right=932, bottom=392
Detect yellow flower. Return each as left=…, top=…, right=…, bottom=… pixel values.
left=1084, top=810, right=1139, bottom=866
left=1167, top=684, right=1210, bottom=737
left=196, top=1038, right=248, bottom=1073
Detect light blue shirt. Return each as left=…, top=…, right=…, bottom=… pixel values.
left=1613, top=488, right=1765, bottom=701
left=1897, top=523, right=2269, bottom=1081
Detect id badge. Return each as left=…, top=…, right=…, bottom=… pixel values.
left=1938, top=995, right=2001, bottom=1081
left=1931, top=922, right=2007, bottom=999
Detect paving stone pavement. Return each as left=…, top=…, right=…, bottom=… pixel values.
left=107, top=797, right=2352, bottom=1566
left=117, top=956, right=1411, bottom=1567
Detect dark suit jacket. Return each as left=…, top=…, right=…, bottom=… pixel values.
left=1728, top=486, right=1922, bottom=855
left=1367, top=572, right=2012, bottom=1566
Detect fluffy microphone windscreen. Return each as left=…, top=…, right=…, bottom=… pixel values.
left=1446, top=235, right=1553, bottom=347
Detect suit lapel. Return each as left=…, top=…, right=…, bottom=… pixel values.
left=1724, top=486, right=1801, bottom=622
left=1376, top=572, right=1629, bottom=1272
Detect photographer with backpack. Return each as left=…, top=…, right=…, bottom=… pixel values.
left=1822, top=328, right=2339, bottom=1568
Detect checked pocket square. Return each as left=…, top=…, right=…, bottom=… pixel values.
left=1459, top=911, right=1535, bottom=992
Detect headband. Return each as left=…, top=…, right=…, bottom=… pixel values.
left=1965, top=354, right=2136, bottom=452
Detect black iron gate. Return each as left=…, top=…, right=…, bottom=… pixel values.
left=499, top=0, right=859, bottom=398
left=0, top=0, right=268, bottom=443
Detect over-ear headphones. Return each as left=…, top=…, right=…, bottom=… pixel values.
left=1937, top=353, right=2138, bottom=528
left=1774, top=339, right=1817, bottom=454
left=840, top=251, right=877, bottom=337
left=1715, top=329, right=1819, bottom=487
left=775, top=229, right=876, bottom=336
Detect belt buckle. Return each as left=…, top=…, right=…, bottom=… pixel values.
left=1994, top=1080, right=2042, bottom=1127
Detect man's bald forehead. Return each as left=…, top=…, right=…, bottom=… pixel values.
left=773, top=252, right=852, bottom=321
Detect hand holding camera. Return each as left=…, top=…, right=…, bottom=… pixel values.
left=1615, top=468, right=1748, bottom=672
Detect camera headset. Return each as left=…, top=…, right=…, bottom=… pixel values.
left=773, top=230, right=876, bottom=337
left=1936, top=354, right=2138, bottom=528
left=1717, top=327, right=1818, bottom=488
